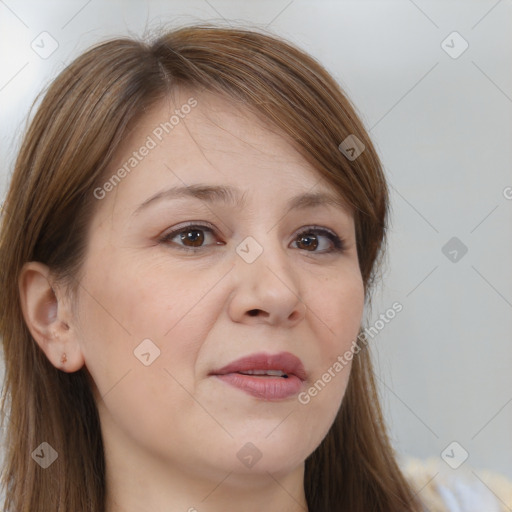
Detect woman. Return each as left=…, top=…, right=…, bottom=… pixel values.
left=0, top=24, right=506, bottom=512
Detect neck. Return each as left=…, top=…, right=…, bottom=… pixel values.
left=105, top=460, right=308, bottom=512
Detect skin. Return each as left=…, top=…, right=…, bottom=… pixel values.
left=19, top=90, right=365, bottom=512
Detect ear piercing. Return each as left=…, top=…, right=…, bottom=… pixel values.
left=60, top=353, right=67, bottom=364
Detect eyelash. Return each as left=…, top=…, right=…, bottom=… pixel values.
left=158, top=222, right=345, bottom=255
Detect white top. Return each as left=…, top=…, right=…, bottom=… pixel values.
left=400, top=456, right=512, bottom=512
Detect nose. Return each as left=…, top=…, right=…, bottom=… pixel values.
left=227, top=237, right=307, bottom=327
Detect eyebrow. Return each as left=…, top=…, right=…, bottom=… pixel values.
left=131, top=184, right=351, bottom=216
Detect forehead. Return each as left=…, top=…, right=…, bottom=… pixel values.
left=96, top=90, right=352, bottom=218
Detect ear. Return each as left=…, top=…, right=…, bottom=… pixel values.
left=18, top=261, right=85, bottom=373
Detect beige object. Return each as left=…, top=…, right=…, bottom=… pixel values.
left=401, top=456, right=512, bottom=511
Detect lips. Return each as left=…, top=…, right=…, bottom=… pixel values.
left=210, top=352, right=307, bottom=400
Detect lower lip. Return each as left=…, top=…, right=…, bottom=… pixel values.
left=214, top=373, right=303, bottom=400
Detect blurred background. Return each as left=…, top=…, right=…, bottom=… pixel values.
left=0, top=0, right=510, bottom=488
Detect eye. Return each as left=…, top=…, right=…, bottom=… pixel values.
left=159, top=223, right=220, bottom=251
left=292, top=226, right=345, bottom=253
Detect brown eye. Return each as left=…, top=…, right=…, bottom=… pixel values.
left=296, top=232, right=319, bottom=251
left=291, top=227, right=344, bottom=254
left=179, top=228, right=205, bottom=247
left=160, top=224, right=219, bottom=251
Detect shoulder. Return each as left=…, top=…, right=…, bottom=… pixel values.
left=399, top=456, right=512, bottom=512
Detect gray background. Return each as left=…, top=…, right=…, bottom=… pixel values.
left=0, top=0, right=510, bottom=489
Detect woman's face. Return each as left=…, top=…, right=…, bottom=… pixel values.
left=73, top=90, right=365, bottom=482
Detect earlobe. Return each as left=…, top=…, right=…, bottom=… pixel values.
left=18, top=261, right=85, bottom=373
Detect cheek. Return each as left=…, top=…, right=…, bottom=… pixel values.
left=84, top=251, right=204, bottom=337
left=335, top=279, right=365, bottom=349
left=309, top=268, right=365, bottom=353
left=75, top=260, right=215, bottom=436
left=77, top=257, right=221, bottom=388
left=294, top=268, right=363, bottom=423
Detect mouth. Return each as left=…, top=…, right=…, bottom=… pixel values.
left=210, top=352, right=307, bottom=400
left=237, top=369, right=289, bottom=378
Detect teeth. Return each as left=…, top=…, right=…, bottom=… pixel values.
left=240, top=370, right=287, bottom=377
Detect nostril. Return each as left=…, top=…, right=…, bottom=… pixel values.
left=248, top=309, right=259, bottom=317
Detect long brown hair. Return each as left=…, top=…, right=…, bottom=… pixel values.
left=0, top=24, right=422, bottom=511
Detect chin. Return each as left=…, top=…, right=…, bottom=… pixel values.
left=214, top=432, right=314, bottom=476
